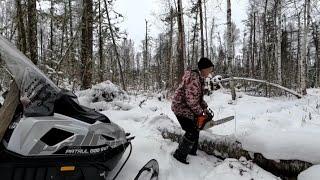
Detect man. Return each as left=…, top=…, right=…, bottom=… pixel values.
left=171, top=57, right=214, bottom=164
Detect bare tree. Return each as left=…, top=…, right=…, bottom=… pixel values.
left=227, top=0, right=236, bottom=100
left=27, top=0, right=37, bottom=64
left=261, top=0, right=268, bottom=80
left=312, top=22, right=320, bottom=87
left=104, top=0, right=126, bottom=91
left=198, top=0, right=204, bottom=57
left=204, top=0, right=209, bottom=57
left=167, top=7, right=174, bottom=89
left=80, top=0, right=93, bottom=89
left=98, top=0, right=104, bottom=82
left=276, top=0, right=282, bottom=85
left=300, top=0, right=310, bottom=95
left=177, top=0, right=186, bottom=83
left=15, top=0, right=26, bottom=54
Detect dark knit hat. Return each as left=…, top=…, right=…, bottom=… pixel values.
left=198, top=57, right=214, bottom=70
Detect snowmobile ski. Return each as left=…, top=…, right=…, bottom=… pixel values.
left=134, top=159, right=159, bottom=180
left=203, top=116, right=235, bottom=130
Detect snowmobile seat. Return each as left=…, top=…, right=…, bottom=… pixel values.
left=54, top=90, right=110, bottom=124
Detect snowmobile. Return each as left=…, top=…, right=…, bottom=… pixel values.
left=0, top=36, right=154, bottom=179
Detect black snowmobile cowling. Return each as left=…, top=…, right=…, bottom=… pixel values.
left=0, top=36, right=131, bottom=179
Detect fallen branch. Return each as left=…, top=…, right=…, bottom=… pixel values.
left=219, top=77, right=303, bottom=99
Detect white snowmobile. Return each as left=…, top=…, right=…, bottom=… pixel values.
left=0, top=36, right=145, bottom=179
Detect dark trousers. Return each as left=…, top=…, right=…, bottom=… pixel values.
left=176, top=116, right=199, bottom=148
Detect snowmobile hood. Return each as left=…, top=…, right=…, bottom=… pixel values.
left=0, top=35, right=60, bottom=116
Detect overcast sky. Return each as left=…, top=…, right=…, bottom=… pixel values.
left=115, top=0, right=249, bottom=51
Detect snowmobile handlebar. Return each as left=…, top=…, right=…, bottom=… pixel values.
left=126, top=136, right=135, bottom=142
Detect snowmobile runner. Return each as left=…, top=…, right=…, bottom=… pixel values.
left=134, top=159, right=159, bottom=180
left=0, top=35, right=135, bottom=179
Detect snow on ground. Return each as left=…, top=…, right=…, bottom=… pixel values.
left=77, top=82, right=320, bottom=179
left=102, top=107, right=278, bottom=180
left=205, top=89, right=320, bottom=163
left=298, top=165, right=320, bottom=180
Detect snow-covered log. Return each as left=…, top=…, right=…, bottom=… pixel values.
left=220, top=77, right=303, bottom=99
left=161, top=128, right=312, bottom=178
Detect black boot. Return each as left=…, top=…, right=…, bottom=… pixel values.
left=173, top=136, right=194, bottom=164
left=189, top=140, right=198, bottom=156
left=189, top=132, right=199, bottom=156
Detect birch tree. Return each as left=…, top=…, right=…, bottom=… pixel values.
left=300, top=0, right=310, bottom=95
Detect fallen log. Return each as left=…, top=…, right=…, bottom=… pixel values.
left=161, top=127, right=312, bottom=179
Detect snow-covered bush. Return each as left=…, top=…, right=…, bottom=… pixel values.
left=76, top=81, right=130, bottom=111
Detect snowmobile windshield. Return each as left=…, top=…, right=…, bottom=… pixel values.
left=0, top=35, right=60, bottom=117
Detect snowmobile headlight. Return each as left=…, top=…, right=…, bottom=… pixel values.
left=60, top=166, right=75, bottom=172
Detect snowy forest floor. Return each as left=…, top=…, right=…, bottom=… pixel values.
left=74, top=83, right=320, bottom=180
left=2, top=82, right=319, bottom=179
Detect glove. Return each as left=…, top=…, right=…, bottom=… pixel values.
left=196, top=115, right=207, bottom=130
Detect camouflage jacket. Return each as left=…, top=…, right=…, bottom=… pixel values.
left=171, top=70, right=208, bottom=120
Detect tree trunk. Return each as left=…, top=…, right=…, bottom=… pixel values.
left=312, top=22, right=319, bottom=87
left=252, top=12, right=256, bottom=77
left=60, top=3, right=67, bottom=59
left=104, top=0, right=126, bottom=91
left=261, top=0, right=268, bottom=80
left=15, top=0, right=27, bottom=54
left=300, top=0, right=310, bottom=95
left=297, top=13, right=301, bottom=90
left=204, top=0, right=209, bottom=57
left=166, top=7, right=174, bottom=90
left=209, top=18, right=215, bottom=61
left=27, top=0, right=37, bottom=64
left=69, top=0, right=75, bottom=84
left=50, top=0, right=54, bottom=68
left=198, top=0, right=204, bottom=57
left=227, top=0, right=236, bottom=100
left=191, top=8, right=198, bottom=67
left=249, top=13, right=253, bottom=77
left=144, top=20, right=148, bottom=90
left=98, top=0, right=104, bottom=82
left=276, top=0, right=282, bottom=85
left=80, top=0, right=93, bottom=89
left=177, top=0, right=186, bottom=83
